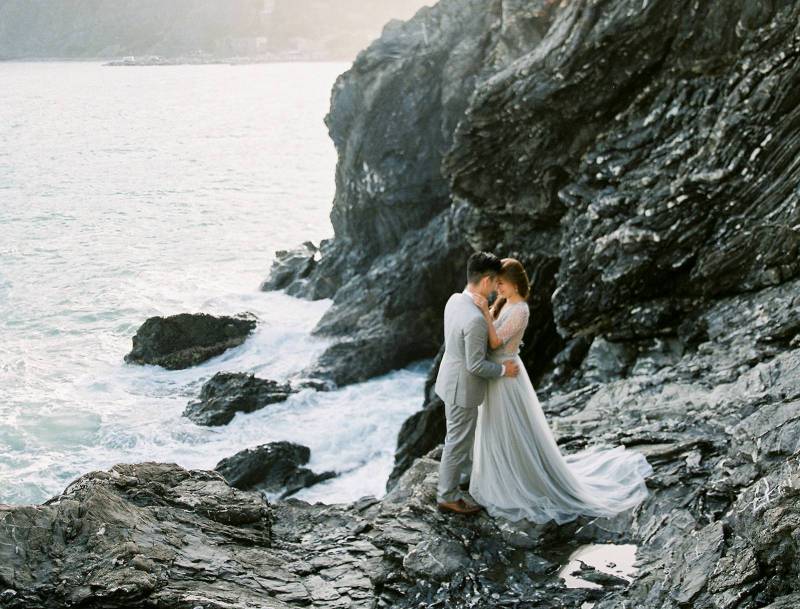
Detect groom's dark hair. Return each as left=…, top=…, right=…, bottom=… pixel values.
left=467, top=251, right=503, bottom=284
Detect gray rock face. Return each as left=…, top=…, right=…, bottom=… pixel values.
left=446, top=0, right=800, bottom=343
left=0, top=463, right=274, bottom=608
left=124, top=312, right=257, bottom=370
left=183, top=371, right=296, bottom=426
left=214, top=441, right=336, bottom=499
left=402, top=538, right=470, bottom=581
left=265, top=0, right=800, bottom=385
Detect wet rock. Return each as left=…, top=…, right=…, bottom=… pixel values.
left=402, top=538, right=470, bottom=581
left=761, top=594, right=800, bottom=609
left=570, top=560, right=629, bottom=587
left=124, top=312, right=257, bottom=370
left=446, top=0, right=800, bottom=345
left=267, top=0, right=800, bottom=602
left=668, top=521, right=726, bottom=604
left=259, top=241, right=318, bottom=295
left=524, top=552, right=558, bottom=575
left=183, top=371, right=297, bottom=426
left=0, top=463, right=273, bottom=608
left=291, top=378, right=335, bottom=392
left=214, top=441, right=337, bottom=498
left=299, top=206, right=474, bottom=385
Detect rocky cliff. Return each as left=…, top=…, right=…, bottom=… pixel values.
left=272, top=0, right=799, bottom=387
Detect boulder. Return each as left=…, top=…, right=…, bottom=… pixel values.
left=124, top=312, right=257, bottom=370
left=183, top=371, right=297, bottom=426
left=214, top=441, right=336, bottom=498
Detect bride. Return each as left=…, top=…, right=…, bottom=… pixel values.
left=467, top=258, right=654, bottom=524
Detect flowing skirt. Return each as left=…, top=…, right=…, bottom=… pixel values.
left=469, top=353, right=654, bottom=525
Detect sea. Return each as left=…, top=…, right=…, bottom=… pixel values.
left=0, top=61, right=430, bottom=506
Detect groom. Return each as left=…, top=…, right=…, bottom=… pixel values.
left=434, top=251, right=520, bottom=515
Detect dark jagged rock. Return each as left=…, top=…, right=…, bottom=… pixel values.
left=291, top=377, right=336, bottom=392
left=214, top=441, right=336, bottom=499
left=183, top=371, right=297, bottom=426
left=278, top=0, right=799, bottom=605
left=570, top=560, right=630, bottom=588
left=300, top=206, right=475, bottom=385
left=0, top=463, right=274, bottom=608
left=259, top=241, right=318, bottom=295
left=256, top=2, right=800, bottom=603
left=268, top=0, right=800, bottom=435
left=124, top=312, right=257, bottom=370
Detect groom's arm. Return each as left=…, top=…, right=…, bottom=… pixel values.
left=464, top=316, right=504, bottom=378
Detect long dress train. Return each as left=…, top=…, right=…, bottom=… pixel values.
left=468, top=301, right=654, bottom=525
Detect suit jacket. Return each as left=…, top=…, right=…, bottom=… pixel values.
left=434, top=288, right=504, bottom=408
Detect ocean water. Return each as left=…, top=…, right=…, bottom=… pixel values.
left=0, top=61, right=429, bottom=506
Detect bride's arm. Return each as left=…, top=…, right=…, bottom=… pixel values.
left=470, top=294, right=503, bottom=349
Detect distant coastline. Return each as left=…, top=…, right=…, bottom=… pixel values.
left=0, top=53, right=350, bottom=65
left=104, top=52, right=341, bottom=66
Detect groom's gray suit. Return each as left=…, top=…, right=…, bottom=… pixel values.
left=434, top=287, right=505, bottom=503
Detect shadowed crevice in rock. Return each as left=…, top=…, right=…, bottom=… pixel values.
left=386, top=344, right=446, bottom=490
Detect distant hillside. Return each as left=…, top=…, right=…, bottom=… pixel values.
left=0, top=0, right=432, bottom=61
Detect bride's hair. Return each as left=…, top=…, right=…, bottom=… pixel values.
left=491, top=258, right=531, bottom=319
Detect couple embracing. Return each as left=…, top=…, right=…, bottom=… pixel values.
left=435, top=252, right=653, bottom=523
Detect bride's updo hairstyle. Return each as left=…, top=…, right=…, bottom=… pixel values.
left=491, top=258, right=531, bottom=319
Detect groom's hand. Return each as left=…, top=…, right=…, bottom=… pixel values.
left=503, top=361, right=519, bottom=377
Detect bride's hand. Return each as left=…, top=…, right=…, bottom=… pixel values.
left=470, top=293, right=490, bottom=316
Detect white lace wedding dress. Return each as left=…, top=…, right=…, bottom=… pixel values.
left=468, top=300, right=654, bottom=525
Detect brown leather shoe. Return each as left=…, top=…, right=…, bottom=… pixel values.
left=437, top=498, right=482, bottom=515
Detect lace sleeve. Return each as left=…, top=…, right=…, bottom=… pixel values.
left=496, top=304, right=529, bottom=347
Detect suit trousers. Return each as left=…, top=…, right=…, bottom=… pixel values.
left=437, top=399, right=479, bottom=503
